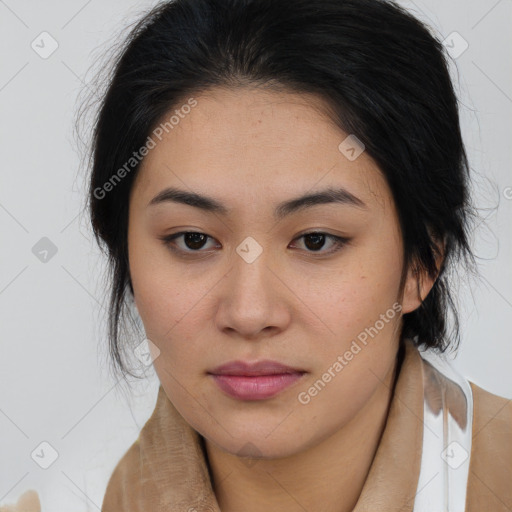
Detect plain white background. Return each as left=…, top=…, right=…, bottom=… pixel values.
left=1, top=0, right=511, bottom=509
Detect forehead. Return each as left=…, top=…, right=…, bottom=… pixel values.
left=131, top=86, right=392, bottom=215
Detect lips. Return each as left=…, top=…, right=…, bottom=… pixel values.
left=209, top=360, right=304, bottom=376
left=208, top=360, right=306, bottom=400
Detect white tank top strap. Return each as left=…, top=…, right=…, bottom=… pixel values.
left=412, top=347, right=473, bottom=512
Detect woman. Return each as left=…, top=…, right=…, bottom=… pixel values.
left=3, top=0, right=510, bottom=510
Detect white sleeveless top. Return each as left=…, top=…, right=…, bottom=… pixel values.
left=413, top=348, right=473, bottom=512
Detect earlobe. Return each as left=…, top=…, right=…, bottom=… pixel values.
left=401, top=265, right=432, bottom=314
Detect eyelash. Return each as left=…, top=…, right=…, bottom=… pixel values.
left=158, top=231, right=350, bottom=257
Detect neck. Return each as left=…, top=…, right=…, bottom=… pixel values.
left=204, top=353, right=400, bottom=512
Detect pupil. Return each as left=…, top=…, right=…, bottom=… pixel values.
left=305, top=233, right=325, bottom=251
left=185, top=233, right=207, bottom=250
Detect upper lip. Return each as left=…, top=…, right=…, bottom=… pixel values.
left=208, top=360, right=305, bottom=376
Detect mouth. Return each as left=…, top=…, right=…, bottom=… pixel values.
left=207, top=360, right=307, bottom=401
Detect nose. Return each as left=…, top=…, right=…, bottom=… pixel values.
left=214, top=241, right=291, bottom=340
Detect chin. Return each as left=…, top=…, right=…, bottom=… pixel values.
left=194, top=409, right=323, bottom=460
left=203, top=429, right=309, bottom=460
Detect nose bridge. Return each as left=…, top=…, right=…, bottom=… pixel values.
left=231, top=234, right=274, bottom=299
left=215, top=233, right=286, bottom=336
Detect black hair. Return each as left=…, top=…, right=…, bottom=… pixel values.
left=86, top=0, right=477, bottom=379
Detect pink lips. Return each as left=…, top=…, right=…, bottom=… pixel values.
left=208, top=360, right=306, bottom=400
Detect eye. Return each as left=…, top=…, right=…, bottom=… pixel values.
left=289, top=232, right=350, bottom=255
left=159, top=231, right=218, bottom=254
left=159, top=231, right=350, bottom=257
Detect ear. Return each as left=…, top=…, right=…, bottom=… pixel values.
left=401, top=237, right=445, bottom=315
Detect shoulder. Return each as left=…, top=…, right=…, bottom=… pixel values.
left=469, top=380, right=512, bottom=459
left=466, top=381, right=512, bottom=511
left=470, top=381, right=512, bottom=432
left=0, top=490, right=40, bottom=512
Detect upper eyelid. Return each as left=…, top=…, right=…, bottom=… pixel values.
left=164, top=230, right=342, bottom=242
left=162, top=231, right=348, bottom=253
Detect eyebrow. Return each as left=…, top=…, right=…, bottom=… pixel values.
left=148, top=185, right=367, bottom=220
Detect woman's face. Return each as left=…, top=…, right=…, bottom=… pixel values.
left=127, top=86, right=424, bottom=458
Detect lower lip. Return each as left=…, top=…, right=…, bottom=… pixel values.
left=210, top=373, right=305, bottom=400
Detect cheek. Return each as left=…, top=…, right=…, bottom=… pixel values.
left=301, top=258, right=403, bottom=430
left=309, top=224, right=403, bottom=389
left=129, top=228, right=177, bottom=344
left=323, top=237, right=403, bottom=336
left=129, top=223, right=192, bottom=332
left=132, top=271, right=200, bottom=357
left=128, top=234, right=220, bottom=377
